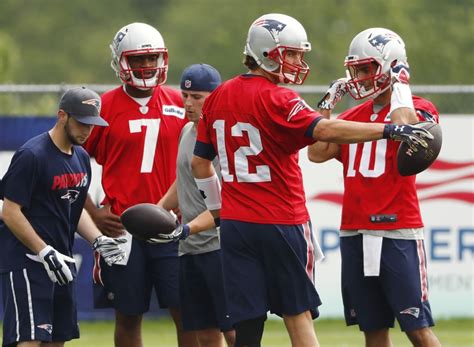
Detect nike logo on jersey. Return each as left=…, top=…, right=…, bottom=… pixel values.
left=162, top=105, right=185, bottom=119
left=400, top=307, right=420, bottom=318
left=287, top=98, right=313, bottom=121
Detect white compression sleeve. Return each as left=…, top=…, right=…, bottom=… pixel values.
left=194, top=174, right=222, bottom=210
left=390, top=83, right=414, bottom=113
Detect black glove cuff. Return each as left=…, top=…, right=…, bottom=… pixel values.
left=383, top=124, right=392, bottom=139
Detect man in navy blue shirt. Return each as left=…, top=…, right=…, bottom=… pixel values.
left=0, top=87, right=127, bottom=346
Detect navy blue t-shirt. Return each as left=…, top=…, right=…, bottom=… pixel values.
left=0, top=132, right=91, bottom=272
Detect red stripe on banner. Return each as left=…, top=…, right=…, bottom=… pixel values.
left=419, top=192, right=474, bottom=204
left=310, top=193, right=343, bottom=205
left=92, top=251, right=104, bottom=286
left=429, top=159, right=474, bottom=170
left=416, top=240, right=429, bottom=302
left=303, top=223, right=315, bottom=284
left=416, top=173, right=474, bottom=190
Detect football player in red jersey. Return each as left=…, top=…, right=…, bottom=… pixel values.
left=83, top=23, right=196, bottom=347
left=308, top=28, right=441, bottom=347
left=191, top=14, right=434, bottom=347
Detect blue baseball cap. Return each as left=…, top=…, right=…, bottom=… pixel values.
left=59, top=87, right=108, bottom=126
left=180, top=64, right=221, bottom=92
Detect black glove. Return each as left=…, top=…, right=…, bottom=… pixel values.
left=27, top=245, right=75, bottom=285
left=147, top=224, right=191, bottom=244
left=92, top=235, right=127, bottom=266
left=383, top=123, right=434, bottom=151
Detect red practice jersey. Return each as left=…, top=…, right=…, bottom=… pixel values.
left=196, top=74, right=321, bottom=224
left=337, top=96, right=439, bottom=230
left=84, top=85, right=187, bottom=215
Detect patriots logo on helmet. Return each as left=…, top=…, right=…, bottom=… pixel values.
left=368, top=33, right=398, bottom=54
left=254, top=19, right=287, bottom=40
left=82, top=99, right=101, bottom=111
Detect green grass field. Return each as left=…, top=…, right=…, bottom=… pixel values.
left=60, top=318, right=473, bottom=346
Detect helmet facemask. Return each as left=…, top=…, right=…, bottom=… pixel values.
left=267, top=46, right=310, bottom=85
left=118, top=49, right=168, bottom=90
left=345, top=58, right=390, bottom=100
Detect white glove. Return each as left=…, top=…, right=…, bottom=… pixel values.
left=92, top=235, right=127, bottom=266
left=26, top=245, right=75, bottom=285
left=390, top=60, right=410, bottom=85
left=317, top=78, right=348, bottom=110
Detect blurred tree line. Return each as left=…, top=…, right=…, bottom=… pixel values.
left=0, top=0, right=472, bottom=114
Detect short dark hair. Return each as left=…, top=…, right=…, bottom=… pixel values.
left=243, top=55, right=259, bottom=71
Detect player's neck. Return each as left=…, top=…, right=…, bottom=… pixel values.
left=124, top=84, right=154, bottom=98
left=373, top=89, right=391, bottom=108
left=48, top=128, right=73, bottom=155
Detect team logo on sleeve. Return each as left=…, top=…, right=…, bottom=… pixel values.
left=287, top=98, right=314, bottom=121
left=254, top=19, right=286, bottom=40
left=368, top=32, right=398, bottom=54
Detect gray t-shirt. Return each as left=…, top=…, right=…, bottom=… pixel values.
left=177, top=123, right=221, bottom=255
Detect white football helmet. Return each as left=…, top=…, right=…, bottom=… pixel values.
left=344, top=27, right=407, bottom=99
left=244, top=13, right=311, bottom=85
left=110, top=22, right=168, bottom=89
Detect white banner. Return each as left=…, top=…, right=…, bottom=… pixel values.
left=1, top=115, right=473, bottom=318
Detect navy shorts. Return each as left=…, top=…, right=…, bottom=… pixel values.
left=179, top=250, right=233, bottom=332
left=340, top=235, right=435, bottom=332
left=220, top=220, right=321, bottom=325
left=2, top=261, right=79, bottom=345
left=93, top=238, right=179, bottom=315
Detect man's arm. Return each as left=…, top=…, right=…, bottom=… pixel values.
left=158, top=180, right=179, bottom=211
left=191, top=154, right=221, bottom=219
left=2, top=198, right=47, bottom=253
left=84, top=194, right=124, bottom=237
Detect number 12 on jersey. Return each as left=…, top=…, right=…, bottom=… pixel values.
left=212, top=120, right=271, bottom=183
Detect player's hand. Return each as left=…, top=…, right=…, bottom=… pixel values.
left=383, top=123, right=433, bottom=151
left=92, top=235, right=127, bottom=266
left=147, top=223, right=190, bottom=244
left=317, top=78, right=348, bottom=110
left=390, top=60, right=410, bottom=85
left=26, top=245, right=75, bottom=285
left=91, top=205, right=125, bottom=238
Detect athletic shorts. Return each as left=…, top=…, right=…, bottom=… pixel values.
left=180, top=250, right=233, bottom=332
left=220, top=220, right=321, bottom=325
left=1, top=261, right=79, bottom=345
left=93, top=237, right=179, bottom=315
left=340, top=234, right=435, bottom=332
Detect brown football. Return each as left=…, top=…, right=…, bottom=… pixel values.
left=120, top=203, right=176, bottom=240
left=397, top=122, right=442, bottom=176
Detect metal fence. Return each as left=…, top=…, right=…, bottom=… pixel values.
left=0, top=84, right=473, bottom=116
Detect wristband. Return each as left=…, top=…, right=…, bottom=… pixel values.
left=195, top=174, right=222, bottom=210
left=213, top=217, right=221, bottom=227
left=390, top=83, right=414, bottom=113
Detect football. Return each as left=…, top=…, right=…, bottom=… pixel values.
left=120, top=203, right=176, bottom=240
left=397, top=122, right=442, bottom=176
